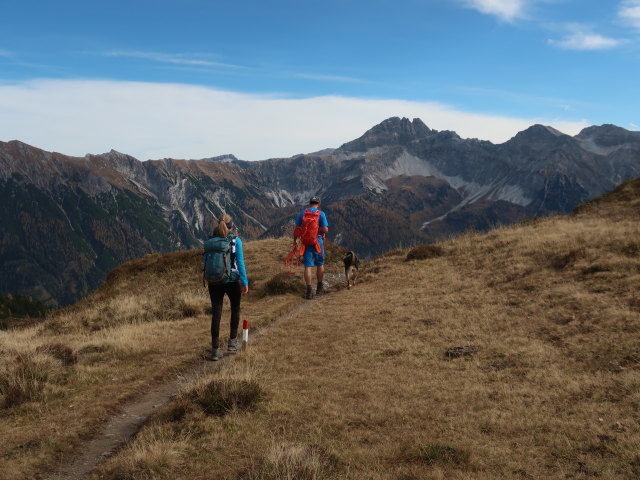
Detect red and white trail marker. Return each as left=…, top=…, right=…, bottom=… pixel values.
left=242, top=319, right=249, bottom=351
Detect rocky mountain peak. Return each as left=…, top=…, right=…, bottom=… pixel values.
left=508, top=124, right=566, bottom=144
left=575, top=124, right=640, bottom=147
left=337, top=117, right=433, bottom=153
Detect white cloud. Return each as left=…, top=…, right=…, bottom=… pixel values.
left=549, top=28, right=622, bottom=50
left=619, top=0, right=640, bottom=30
left=0, top=79, right=589, bottom=161
left=105, top=51, right=241, bottom=69
left=459, top=0, right=531, bottom=22
left=0, top=49, right=11, bottom=57
left=630, top=122, right=640, bottom=130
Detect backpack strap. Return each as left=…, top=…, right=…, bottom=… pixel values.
left=228, top=234, right=237, bottom=269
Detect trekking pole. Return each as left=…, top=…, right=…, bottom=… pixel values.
left=242, top=319, right=249, bottom=351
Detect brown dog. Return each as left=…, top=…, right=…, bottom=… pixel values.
left=343, top=251, right=359, bottom=289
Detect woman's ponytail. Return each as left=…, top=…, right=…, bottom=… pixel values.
left=213, top=213, right=233, bottom=237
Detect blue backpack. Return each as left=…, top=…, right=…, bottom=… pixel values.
left=203, top=234, right=240, bottom=284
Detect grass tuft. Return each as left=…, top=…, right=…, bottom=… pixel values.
left=410, top=442, right=471, bottom=467
left=261, top=272, right=301, bottom=297
left=239, top=442, right=342, bottom=480
left=549, top=248, right=586, bottom=269
left=0, top=351, right=65, bottom=408
left=35, top=342, right=77, bottom=366
left=405, top=244, right=445, bottom=261
left=444, top=345, right=480, bottom=359
left=98, top=426, right=188, bottom=480
left=176, top=292, right=205, bottom=318
left=187, top=377, right=266, bottom=417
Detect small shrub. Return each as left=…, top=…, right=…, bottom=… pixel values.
left=188, top=378, right=266, bottom=416
left=36, top=343, right=77, bottom=366
left=405, top=244, right=445, bottom=261
left=262, top=273, right=301, bottom=297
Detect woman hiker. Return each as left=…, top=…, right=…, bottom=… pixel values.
left=203, top=213, right=249, bottom=361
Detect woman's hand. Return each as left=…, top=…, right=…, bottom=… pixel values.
left=241, top=285, right=249, bottom=296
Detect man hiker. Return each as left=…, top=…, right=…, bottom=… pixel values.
left=295, top=196, right=329, bottom=299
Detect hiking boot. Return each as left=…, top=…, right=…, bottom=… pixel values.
left=205, top=348, right=223, bottom=362
left=227, top=338, right=238, bottom=354
left=316, top=282, right=325, bottom=296
left=305, top=285, right=314, bottom=300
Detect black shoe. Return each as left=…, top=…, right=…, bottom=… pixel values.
left=316, top=282, right=325, bottom=296
left=305, top=285, right=314, bottom=300
left=204, top=348, right=223, bottom=361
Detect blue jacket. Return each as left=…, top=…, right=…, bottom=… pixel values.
left=233, top=237, right=249, bottom=286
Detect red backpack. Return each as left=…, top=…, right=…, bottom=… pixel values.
left=297, top=209, right=322, bottom=255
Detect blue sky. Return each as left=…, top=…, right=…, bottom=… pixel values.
left=1, top=0, right=639, bottom=160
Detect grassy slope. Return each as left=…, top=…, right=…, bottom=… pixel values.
left=0, top=238, right=334, bottom=479
left=2, top=179, right=640, bottom=479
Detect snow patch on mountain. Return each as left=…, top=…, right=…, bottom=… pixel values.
left=265, top=189, right=295, bottom=207
left=366, top=149, right=532, bottom=207
left=265, top=188, right=320, bottom=207
left=576, top=137, right=634, bottom=156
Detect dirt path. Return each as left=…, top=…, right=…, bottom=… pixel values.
left=46, top=299, right=313, bottom=480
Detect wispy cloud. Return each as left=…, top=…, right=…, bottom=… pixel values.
left=291, top=73, right=366, bottom=84
left=619, top=0, right=640, bottom=30
left=105, top=50, right=242, bottom=69
left=0, top=79, right=588, bottom=161
left=458, top=85, right=594, bottom=112
left=630, top=122, right=640, bottom=130
left=459, top=0, right=532, bottom=22
left=548, top=25, right=622, bottom=50
left=0, top=49, right=12, bottom=57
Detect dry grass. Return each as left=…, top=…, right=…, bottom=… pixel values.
left=239, top=442, right=343, bottom=480
left=97, top=426, right=190, bottom=480
left=3, top=180, right=640, bottom=479
left=87, top=181, right=640, bottom=479
left=405, top=243, right=446, bottom=261
left=0, top=350, right=67, bottom=408
left=0, top=236, right=323, bottom=479
left=261, top=272, right=302, bottom=297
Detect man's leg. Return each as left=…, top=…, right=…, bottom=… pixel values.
left=316, top=265, right=325, bottom=295
left=304, top=266, right=314, bottom=299
left=315, top=241, right=326, bottom=295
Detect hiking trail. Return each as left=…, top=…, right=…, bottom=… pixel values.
left=45, top=298, right=316, bottom=480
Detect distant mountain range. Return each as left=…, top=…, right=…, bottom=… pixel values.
left=2, top=117, right=640, bottom=305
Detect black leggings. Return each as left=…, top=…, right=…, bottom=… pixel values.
left=208, top=281, right=242, bottom=349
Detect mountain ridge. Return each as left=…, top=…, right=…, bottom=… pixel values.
left=2, top=118, right=640, bottom=305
